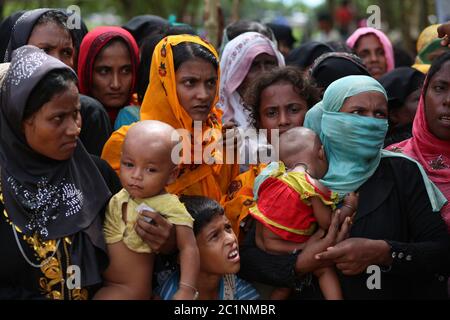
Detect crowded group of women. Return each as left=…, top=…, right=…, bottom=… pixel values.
left=0, top=7, right=449, bottom=300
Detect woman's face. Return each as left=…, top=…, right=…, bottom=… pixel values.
left=28, top=22, right=74, bottom=69
left=340, top=91, right=388, bottom=119
left=196, top=214, right=240, bottom=276
left=425, top=60, right=450, bottom=141
left=91, top=40, right=133, bottom=109
left=259, top=82, right=308, bottom=142
left=175, top=57, right=218, bottom=122
left=354, top=34, right=387, bottom=80
left=237, top=53, right=278, bottom=97
left=23, top=81, right=81, bottom=160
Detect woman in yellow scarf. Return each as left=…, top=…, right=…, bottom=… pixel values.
left=412, top=24, right=449, bottom=74
left=101, top=35, right=238, bottom=202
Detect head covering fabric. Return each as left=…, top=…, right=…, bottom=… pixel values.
left=0, top=10, right=25, bottom=62
left=0, top=45, right=112, bottom=286
left=346, top=27, right=395, bottom=73
left=310, top=51, right=370, bottom=89
left=379, top=66, right=425, bottom=109
left=218, top=32, right=285, bottom=128
left=387, top=67, right=450, bottom=227
left=102, top=35, right=239, bottom=202
left=286, top=41, right=333, bottom=69
left=122, top=15, right=169, bottom=46
left=77, top=26, right=139, bottom=119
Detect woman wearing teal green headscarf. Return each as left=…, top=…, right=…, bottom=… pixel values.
left=297, top=75, right=450, bottom=299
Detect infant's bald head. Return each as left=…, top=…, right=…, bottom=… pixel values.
left=279, top=127, right=322, bottom=167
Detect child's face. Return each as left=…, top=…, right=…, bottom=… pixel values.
left=196, top=215, right=240, bottom=275
left=120, top=138, right=178, bottom=199
left=258, top=82, right=308, bottom=142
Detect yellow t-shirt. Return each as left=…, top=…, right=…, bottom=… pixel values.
left=103, top=189, right=193, bottom=253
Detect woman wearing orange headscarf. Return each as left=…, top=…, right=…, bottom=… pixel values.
left=101, top=35, right=238, bottom=202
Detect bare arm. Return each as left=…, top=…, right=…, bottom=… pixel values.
left=172, top=225, right=200, bottom=300
left=310, top=196, right=332, bottom=230
left=94, top=241, right=154, bottom=300
left=255, top=221, right=306, bottom=255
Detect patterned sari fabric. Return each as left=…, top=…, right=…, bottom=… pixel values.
left=77, top=26, right=139, bottom=123
left=101, top=35, right=238, bottom=202
left=386, top=78, right=450, bottom=231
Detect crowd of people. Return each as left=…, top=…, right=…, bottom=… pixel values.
left=0, top=6, right=449, bottom=300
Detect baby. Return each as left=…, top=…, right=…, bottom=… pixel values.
left=95, top=120, right=199, bottom=300
left=250, top=127, right=357, bottom=300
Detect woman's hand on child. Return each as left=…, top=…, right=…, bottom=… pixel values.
left=221, top=121, right=242, bottom=155
left=295, top=212, right=351, bottom=274
left=314, top=238, right=392, bottom=275
left=136, top=210, right=176, bottom=254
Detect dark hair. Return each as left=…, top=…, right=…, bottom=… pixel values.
left=424, top=51, right=450, bottom=94
left=165, top=24, right=197, bottom=36
left=24, top=68, right=78, bottom=120
left=137, top=34, right=165, bottom=103
left=226, top=20, right=274, bottom=41
left=244, top=66, right=320, bottom=129
left=179, top=195, right=224, bottom=236
left=172, top=42, right=218, bottom=72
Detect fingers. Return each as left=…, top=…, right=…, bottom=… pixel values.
left=336, top=216, right=351, bottom=243
left=222, top=121, right=236, bottom=130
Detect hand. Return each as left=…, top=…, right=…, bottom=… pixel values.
left=172, top=287, right=198, bottom=300
left=136, top=210, right=176, bottom=254
left=437, top=21, right=450, bottom=48
left=221, top=121, right=242, bottom=155
left=295, top=212, right=351, bottom=274
left=341, top=192, right=359, bottom=223
left=315, top=238, right=392, bottom=275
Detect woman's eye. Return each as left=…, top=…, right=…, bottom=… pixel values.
left=121, top=66, right=132, bottom=74
left=145, top=168, right=156, bottom=173
left=63, top=49, right=73, bottom=57
left=375, top=112, right=387, bottom=119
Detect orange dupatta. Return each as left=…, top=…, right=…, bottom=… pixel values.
left=101, top=35, right=238, bottom=201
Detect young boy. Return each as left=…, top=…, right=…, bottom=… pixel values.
left=95, top=120, right=199, bottom=300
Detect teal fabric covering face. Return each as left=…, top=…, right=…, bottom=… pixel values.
left=304, top=75, right=446, bottom=211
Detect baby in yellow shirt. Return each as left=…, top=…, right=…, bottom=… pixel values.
left=95, top=120, right=199, bottom=300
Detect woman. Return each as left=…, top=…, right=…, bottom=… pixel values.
left=387, top=52, right=450, bottom=232
left=156, top=195, right=259, bottom=300
left=78, top=26, right=139, bottom=126
left=101, top=34, right=239, bottom=202
left=286, top=41, right=333, bottom=71
left=309, top=51, right=369, bottom=91
left=299, top=75, right=449, bottom=299
left=379, top=66, right=425, bottom=146
left=0, top=45, right=121, bottom=299
left=4, top=8, right=112, bottom=156
left=218, top=32, right=285, bottom=129
left=222, top=66, right=319, bottom=240
left=346, top=27, right=394, bottom=79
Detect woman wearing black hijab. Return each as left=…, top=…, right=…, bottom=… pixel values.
left=0, top=45, right=121, bottom=299
left=379, top=67, right=425, bottom=146
left=286, top=41, right=333, bottom=70
left=4, top=8, right=112, bottom=156
left=309, top=51, right=370, bottom=93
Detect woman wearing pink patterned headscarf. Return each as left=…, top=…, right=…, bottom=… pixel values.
left=346, top=27, right=394, bottom=79
left=218, top=32, right=285, bottom=129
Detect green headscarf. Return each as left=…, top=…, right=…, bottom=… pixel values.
left=304, top=75, right=446, bottom=211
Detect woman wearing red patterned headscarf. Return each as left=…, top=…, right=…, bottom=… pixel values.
left=78, top=26, right=139, bottom=125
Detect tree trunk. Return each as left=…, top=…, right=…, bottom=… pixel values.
left=231, top=0, right=240, bottom=22
left=0, top=0, right=4, bottom=21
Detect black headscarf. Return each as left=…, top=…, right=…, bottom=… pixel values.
left=286, top=41, right=333, bottom=69
left=310, top=52, right=370, bottom=89
left=379, top=66, right=425, bottom=109
left=266, top=23, right=296, bottom=48
left=4, top=8, right=87, bottom=63
left=122, top=14, right=169, bottom=47
left=0, top=45, right=111, bottom=286
left=0, top=11, right=25, bottom=62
